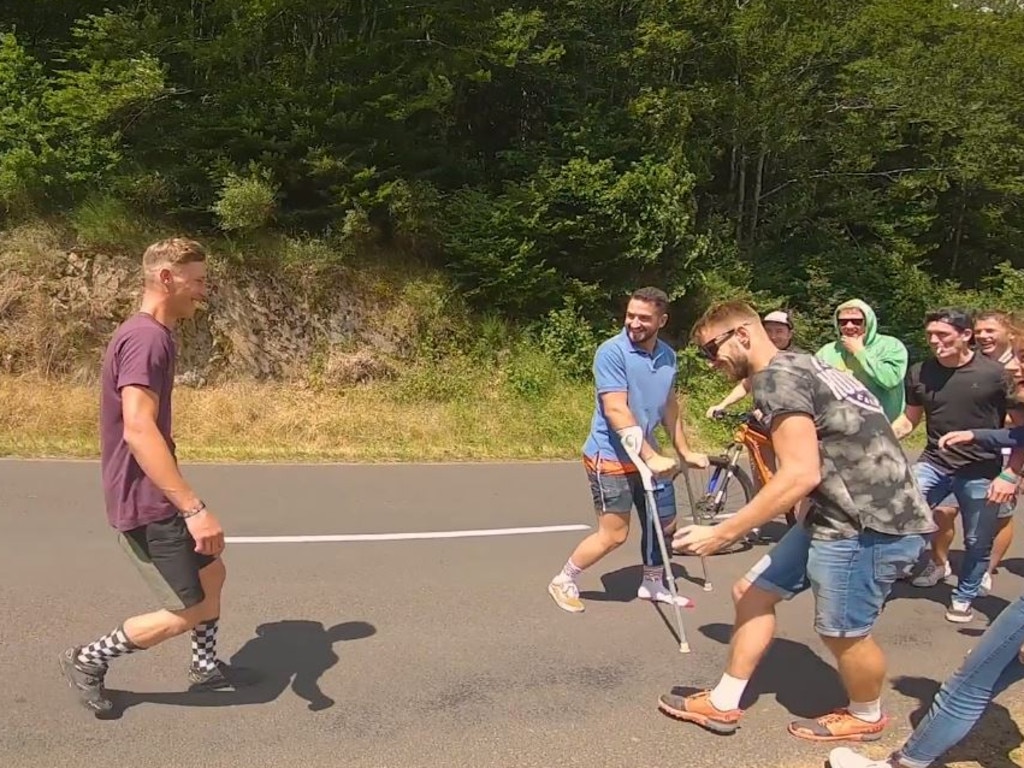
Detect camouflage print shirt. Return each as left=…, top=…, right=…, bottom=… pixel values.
left=750, top=352, right=935, bottom=541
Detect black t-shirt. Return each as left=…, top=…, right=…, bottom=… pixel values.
left=905, top=353, right=1012, bottom=478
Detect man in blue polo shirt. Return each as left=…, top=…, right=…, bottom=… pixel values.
left=548, top=286, right=709, bottom=613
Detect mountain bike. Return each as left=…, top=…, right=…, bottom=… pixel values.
left=678, top=410, right=798, bottom=545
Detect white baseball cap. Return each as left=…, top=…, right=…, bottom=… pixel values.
left=763, top=310, right=792, bottom=327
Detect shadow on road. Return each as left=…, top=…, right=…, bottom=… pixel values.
left=888, top=548, right=1010, bottom=625
left=664, top=622, right=848, bottom=718
left=99, top=619, right=376, bottom=719
left=893, top=675, right=1023, bottom=768
left=579, top=563, right=708, bottom=603
left=999, top=556, right=1024, bottom=579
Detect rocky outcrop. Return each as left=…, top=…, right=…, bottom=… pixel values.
left=0, top=237, right=415, bottom=386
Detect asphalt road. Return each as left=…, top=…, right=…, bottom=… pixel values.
left=2, top=459, right=1022, bottom=768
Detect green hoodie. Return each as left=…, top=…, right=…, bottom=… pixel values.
left=815, top=299, right=909, bottom=421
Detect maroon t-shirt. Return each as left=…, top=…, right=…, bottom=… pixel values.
left=100, top=313, right=178, bottom=531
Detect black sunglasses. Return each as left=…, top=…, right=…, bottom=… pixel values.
left=697, top=324, right=749, bottom=361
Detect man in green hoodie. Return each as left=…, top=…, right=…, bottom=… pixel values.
left=815, top=300, right=909, bottom=422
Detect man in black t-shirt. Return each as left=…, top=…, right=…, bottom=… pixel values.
left=892, top=308, right=1024, bottom=624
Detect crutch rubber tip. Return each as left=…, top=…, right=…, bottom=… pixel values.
left=679, top=642, right=691, bottom=654
left=703, top=583, right=713, bottom=591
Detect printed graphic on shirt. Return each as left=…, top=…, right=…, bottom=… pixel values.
left=810, top=357, right=885, bottom=416
left=751, top=352, right=934, bottom=540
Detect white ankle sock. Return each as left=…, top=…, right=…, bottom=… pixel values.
left=709, top=673, right=748, bottom=712
left=559, top=559, right=583, bottom=582
left=848, top=698, right=882, bottom=723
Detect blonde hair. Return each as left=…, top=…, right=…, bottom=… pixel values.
left=690, top=300, right=760, bottom=343
left=976, top=309, right=1012, bottom=328
left=142, top=237, right=207, bottom=274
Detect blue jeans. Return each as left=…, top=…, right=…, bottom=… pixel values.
left=746, top=524, right=925, bottom=638
left=894, top=594, right=1024, bottom=767
left=914, top=461, right=1000, bottom=603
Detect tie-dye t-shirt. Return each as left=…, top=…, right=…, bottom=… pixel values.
left=750, top=352, right=934, bottom=541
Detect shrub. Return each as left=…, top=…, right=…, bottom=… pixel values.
left=213, top=167, right=278, bottom=232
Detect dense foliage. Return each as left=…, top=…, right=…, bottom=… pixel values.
left=3, top=0, right=1024, bottom=365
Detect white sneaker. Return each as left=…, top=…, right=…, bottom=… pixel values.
left=548, top=576, right=585, bottom=613
left=637, top=579, right=695, bottom=608
left=946, top=599, right=974, bottom=624
left=828, top=747, right=896, bottom=768
left=911, top=560, right=951, bottom=588
left=980, top=571, right=992, bottom=597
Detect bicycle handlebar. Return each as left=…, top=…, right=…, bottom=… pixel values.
left=710, top=409, right=755, bottom=425
left=710, top=409, right=770, bottom=434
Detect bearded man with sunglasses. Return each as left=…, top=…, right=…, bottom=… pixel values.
left=658, top=300, right=933, bottom=743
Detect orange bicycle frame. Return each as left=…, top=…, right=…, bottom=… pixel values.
left=736, top=422, right=774, bottom=488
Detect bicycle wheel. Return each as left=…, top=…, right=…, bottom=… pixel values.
left=673, top=456, right=755, bottom=555
left=704, top=457, right=799, bottom=539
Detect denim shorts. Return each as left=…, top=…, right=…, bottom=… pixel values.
left=744, top=524, right=926, bottom=638
left=586, top=466, right=676, bottom=521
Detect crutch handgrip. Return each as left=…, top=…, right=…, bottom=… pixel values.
left=617, top=425, right=653, bottom=488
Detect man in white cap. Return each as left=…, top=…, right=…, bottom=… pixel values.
left=706, top=310, right=804, bottom=418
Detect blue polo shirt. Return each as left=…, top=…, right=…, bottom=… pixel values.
left=582, top=328, right=678, bottom=469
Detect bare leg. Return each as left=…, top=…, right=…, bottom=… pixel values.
left=123, top=600, right=210, bottom=648
left=549, top=513, right=630, bottom=612
left=122, top=558, right=226, bottom=647
left=195, top=558, right=226, bottom=622
left=913, top=507, right=957, bottom=587
left=566, top=512, right=630, bottom=570
left=656, top=579, right=781, bottom=731
left=931, top=506, right=958, bottom=566
left=990, top=516, right=1013, bottom=574
left=820, top=634, right=887, bottom=704
left=724, top=579, right=782, bottom=679
left=786, top=633, right=892, bottom=742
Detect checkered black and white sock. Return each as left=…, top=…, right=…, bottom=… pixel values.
left=76, top=625, right=141, bottom=669
left=191, top=617, right=219, bottom=673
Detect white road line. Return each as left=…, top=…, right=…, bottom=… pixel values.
left=0, top=456, right=580, bottom=467
left=225, top=524, right=591, bottom=544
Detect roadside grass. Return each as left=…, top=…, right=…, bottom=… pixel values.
left=0, top=362, right=926, bottom=463
left=1, top=215, right=927, bottom=463
left=0, top=373, right=598, bottom=462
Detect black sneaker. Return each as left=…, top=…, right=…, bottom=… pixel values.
left=59, top=647, right=113, bottom=714
left=187, top=660, right=257, bottom=691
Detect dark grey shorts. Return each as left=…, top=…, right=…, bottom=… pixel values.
left=586, top=466, right=676, bottom=520
left=117, top=514, right=218, bottom=611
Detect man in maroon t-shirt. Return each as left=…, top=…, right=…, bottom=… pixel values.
left=60, top=237, right=246, bottom=714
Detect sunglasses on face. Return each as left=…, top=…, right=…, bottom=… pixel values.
left=838, top=318, right=864, bottom=327
left=697, top=324, right=748, bottom=361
